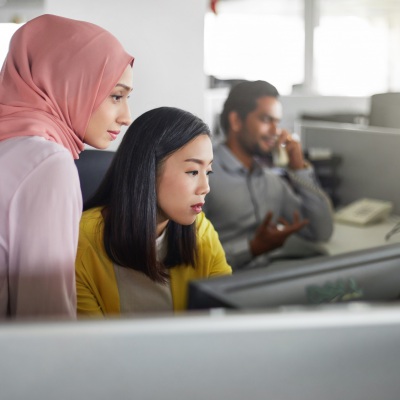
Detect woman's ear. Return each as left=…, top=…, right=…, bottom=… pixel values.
left=228, top=111, right=243, bottom=134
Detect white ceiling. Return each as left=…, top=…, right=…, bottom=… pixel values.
left=217, top=0, right=400, bottom=16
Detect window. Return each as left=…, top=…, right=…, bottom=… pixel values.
left=315, top=0, right=400, bottom=95
left=0, top=23, right=23, bottom=67
left=205, top=0, right=304, bottom=95
left=205, top=0, right=400, bottom=96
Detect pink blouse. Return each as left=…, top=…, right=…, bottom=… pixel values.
left=0, top=136, right=82, bottom=318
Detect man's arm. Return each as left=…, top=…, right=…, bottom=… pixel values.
left=284, top=163, right=334, bottom=242
left=275, top=129, right=334, bottom=241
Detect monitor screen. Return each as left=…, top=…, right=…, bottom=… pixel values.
left=188, top=243, right=400, bottom=310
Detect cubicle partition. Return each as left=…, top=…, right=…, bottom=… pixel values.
left=298, top=120, right=400, bottom=214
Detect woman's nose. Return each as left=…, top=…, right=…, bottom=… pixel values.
left=118, top=102, right=132, bottom=126
left=198, top=174, right=210, bottom=196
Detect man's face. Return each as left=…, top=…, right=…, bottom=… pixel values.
left=235, top=96, right=283, bottom=157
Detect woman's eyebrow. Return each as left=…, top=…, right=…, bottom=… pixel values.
left=184, top=158, right=213, bottom=165
left=115, top=83, right=133, bottom=92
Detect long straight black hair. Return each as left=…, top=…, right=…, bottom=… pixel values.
left=84, top=107, right=211, bottom=283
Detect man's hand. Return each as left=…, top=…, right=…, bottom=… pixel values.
left=249, top=211, right=309, bottom=257
left=276, top=129, right=305, bottom=170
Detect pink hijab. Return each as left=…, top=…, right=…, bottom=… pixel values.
left=0, top=14, right=134, bottom=159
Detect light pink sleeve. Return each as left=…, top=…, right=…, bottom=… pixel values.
left=8, top=151, right=82, bottom=318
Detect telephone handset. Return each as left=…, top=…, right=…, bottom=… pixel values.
left=335, top=198, right=393, bottom=226
left=272, top=132, right=301, bottom=167
left=272, top=146, right=289, bottom=167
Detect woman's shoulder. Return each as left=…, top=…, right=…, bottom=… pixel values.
left=2, top=136, right=72, bottom=161
left=79, top=207, right=104, bottom=244
left=1, top=136, right=76, bottom=177
left=195, top=212, right=216, bottom=239
left=80, top=207, right=104, bottom=229
left=193, top=212, right=232, bottom=276
left=1, top=137, right=81, bottom=212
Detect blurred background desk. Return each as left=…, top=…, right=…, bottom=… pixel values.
left=269, top=215, right=400, bottom=268
left=322, top=215, right=400, bottom=256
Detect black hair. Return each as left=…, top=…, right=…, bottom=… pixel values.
left=84, top=107, right=211, bottom=283
left=220, top=80, right=279, bottom=135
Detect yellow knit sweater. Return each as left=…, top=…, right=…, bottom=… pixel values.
left=75, top=207, right=232, bottom=316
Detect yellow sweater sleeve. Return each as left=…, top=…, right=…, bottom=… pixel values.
left=75, top=245, right=105, bottom=317
left=75, top=208, right=120, bottom=317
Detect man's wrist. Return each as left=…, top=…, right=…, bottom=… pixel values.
left=289, top=160, right=311, bottom=170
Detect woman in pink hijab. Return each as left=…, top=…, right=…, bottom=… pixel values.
left=0, top=14, right=134, bottom=318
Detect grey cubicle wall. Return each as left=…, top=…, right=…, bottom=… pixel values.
left=299, top=121, right=400, bottom=214
left=369, top=93, right=400, bottom=129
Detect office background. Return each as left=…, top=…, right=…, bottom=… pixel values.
left=2, top=0, right=400, bottom=140
left=2, top=3, right=400, bottom=397
left=1, top=0, right=208, bottom=151
left=2, top=0, right=400, bottom=215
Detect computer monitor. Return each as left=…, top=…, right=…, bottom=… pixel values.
left=2, top=305, right=400, bottom=400
left=188, top=243, right=400, bottom=310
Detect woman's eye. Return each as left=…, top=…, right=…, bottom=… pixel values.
left=206, top=170, right=213, bottom=176
left=111, top=95, right=123, bottom=102
left=186, top=171, right=198, bottom=176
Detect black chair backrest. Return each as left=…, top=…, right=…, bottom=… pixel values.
left=74, top=150, right=115, bottom=204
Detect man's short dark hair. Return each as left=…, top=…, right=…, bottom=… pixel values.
left=220, top=80, right=279, bottom=135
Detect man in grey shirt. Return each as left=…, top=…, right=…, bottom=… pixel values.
left=203, top=80, right=333, bottom=270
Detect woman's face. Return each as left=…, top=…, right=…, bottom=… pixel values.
left=156, top=134, right=213, bottom=231
left=84, top=65, right=133, bottom=149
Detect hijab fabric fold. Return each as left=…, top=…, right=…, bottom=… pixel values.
left=0, top=14, right=134, bottom=159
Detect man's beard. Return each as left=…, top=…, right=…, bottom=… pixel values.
left=237, top=131, right=272, bottom=158
left=253, top=144, right=273, bottom=159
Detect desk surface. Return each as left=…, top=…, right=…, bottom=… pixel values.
left=322, top=215, right=400, bottom=255
left=268, top=215, right=400, bottom=268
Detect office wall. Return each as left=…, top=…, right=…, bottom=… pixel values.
left=0, top=0, right=44, bottom=23
left=300, top=121, right=400, bottom=213
left=45, top=0, right=208, bottom=150
left=205, top=88, right=369, bottom=140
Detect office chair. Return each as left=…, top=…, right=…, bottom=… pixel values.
left=369, top=92, right=400, bottom=129
left=74, top=149, right=115, bottom=204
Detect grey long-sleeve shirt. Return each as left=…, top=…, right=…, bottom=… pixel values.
left=203, top=143, right=334, bottom=270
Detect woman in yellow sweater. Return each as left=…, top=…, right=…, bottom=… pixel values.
left=76, top=107, right=232, bottom=316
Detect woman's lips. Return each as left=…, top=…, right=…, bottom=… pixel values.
left=191, top=203, right=204, bottom=213
left=108, top=131, right=120, bottom=141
